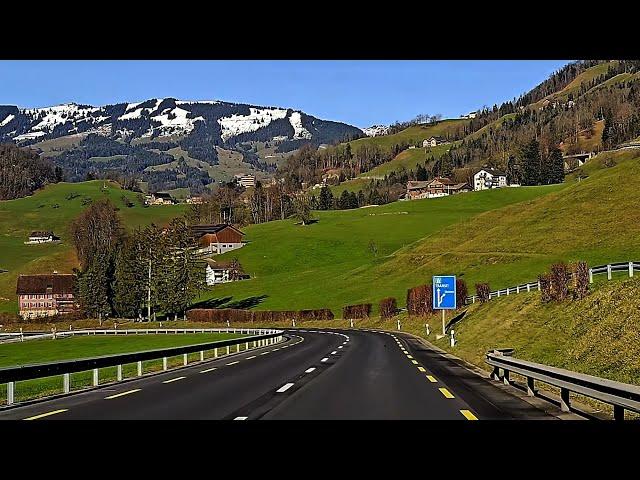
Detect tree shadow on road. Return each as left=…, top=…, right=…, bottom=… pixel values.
left=190, top=295, right=268, bottom=310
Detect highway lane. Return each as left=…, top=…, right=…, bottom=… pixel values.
left=0, top=328, right=556, bottom=420
left=0, top=330, right=346, bottom=420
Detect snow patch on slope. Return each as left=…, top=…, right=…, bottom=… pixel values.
left=218, top=107, right=288, bottom=141
left=289, top=111, right=312, bottom=139
left=0, top=114, right=14, bottom=127
left=362, top=125, right=389, bottom=137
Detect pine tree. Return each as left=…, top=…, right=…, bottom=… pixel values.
left=318, top=186, right=333, bottom=210
left=416, top=164, right=428, bottom=181
left=521, top=140, right=541, bottom=185
left=113, top=230, right=147, bottom=318
left=77, top=252, right=111, bottom=321
left=547, top=147, right=565, bottom=184
left=357, top=190, right=366, bottom=207
left=338, top=190, right=350, bottom=209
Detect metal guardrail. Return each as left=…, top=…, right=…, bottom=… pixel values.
left=1, top=328, right=284, bottom=406
left=486, top=350, right=640, bottom=420
left=466, top=261, right=639, bottom=305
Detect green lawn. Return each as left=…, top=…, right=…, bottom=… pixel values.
left=0, top=332, right=244, bottom=367
left=0, top=180, right=187, bottom=313
left=203, top=183, right=564, bottom=315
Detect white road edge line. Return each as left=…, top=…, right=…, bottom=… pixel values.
left=305, top=367, right=316, bottom=373
left=276, top=382, right=295, bottom=393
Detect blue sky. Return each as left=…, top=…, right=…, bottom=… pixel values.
left=0, top=60, right=569, bottom=127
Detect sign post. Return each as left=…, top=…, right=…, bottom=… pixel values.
left=433, top=275, right=456, bottom=337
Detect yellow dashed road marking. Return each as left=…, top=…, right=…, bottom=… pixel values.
left=439, top=388, right=454, bottom=399
left=23, top=409, right=68, bottom=420
left=104, top=389, right=141, bottom=400
left=460, top=410, right=478, bottom=420
left=426, top=375, right=437, bottom=383
left=411, top=360, right=419, bottom=365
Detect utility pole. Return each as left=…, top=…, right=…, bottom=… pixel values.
left=147, top=252, right=152, bottom=322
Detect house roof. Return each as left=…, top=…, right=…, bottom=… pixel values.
left=16, top=274, right=76, bottom=295
left=204, top=258, right=244, bottom=271
left=153, top=192, right=174, bottom=200
left=29, top=231, right=54, bottom=238
left=407, top=181, right=430, bottom=190
left=191, top=224, right=245, bottom=237
left=449, top=183, right=471, bottom=190
left=429, top=177, right=457, bottom=186
left=476, top=168, right=506, bottom=177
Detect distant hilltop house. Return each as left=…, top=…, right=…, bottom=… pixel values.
left=16, top=273, right=78, bottom=319
left=461, top=111, right=478, bottom=119
left=234, top=173, right=256, bottom=188
left=473, top=168, right=509, bottom=191
left=186, top=196, right=204, bottom=205
left=406, top=177, right=471, bottom=200
left=422, top=136, right=446, bottom=148
left=204, top=258, right=249, bottom=286
left=192, top=224, right=246, bottom=256
left=145, top=192, right=176, bottom=205
left=25, top=231, right=60, bottom=244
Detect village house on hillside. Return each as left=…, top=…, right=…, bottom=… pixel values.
left=16, top=273, right=77, bottom=319
left=192, top=224, right=246, bottom=255
left=186, top=195, right=204, bottom=204
left=234, top=173, right=256, bottom=188
left=204, top=258, right=249, bottom=286
left=473, top=168, right=508, bottom=191
left=145, top=192, right=176, bottom=205
left=422, top=136, right=446, bottom=148
left=25, top=231, right=60, bottom=244
left=406, top=177, right=471, bottom=200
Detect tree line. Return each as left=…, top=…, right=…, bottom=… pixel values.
left=70, top=199, right=205, bottom=322
left=0, top=143, right=62, bottom=200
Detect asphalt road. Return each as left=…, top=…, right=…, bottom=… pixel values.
left=0, top=328, right=555, bottom=420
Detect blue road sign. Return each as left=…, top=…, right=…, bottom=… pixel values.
left=433, top=275, right=456, bottom=310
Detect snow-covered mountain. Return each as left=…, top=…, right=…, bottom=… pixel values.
left=361, top=124, right=389, bottom=137
left=0, top=98, right=363, bottom=148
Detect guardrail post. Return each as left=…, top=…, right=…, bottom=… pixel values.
left=607, top=264, right=612, bottom=280
left=629, top=262, right=634, bottom=278
left=497, top=290, right=501, bottom=297
left=226, top=345, right=230, bottom=355
left=560, top=388, right=571, bottom=412
left=490, top=367, right=500, bottom=381
left=589, top=269, right=593, bottom=283
left=214, top=348, right=218, bottom=358
left=93, top=368, right=99, bottom=386
left=163, top=357, right=168, bottom=371
left=527, top=283, right=531, bottom=292
left=502, top=369, right=510, bottom=386
left=614, top=405, right=625, bottom=421
left=117, top=365, right=123, bottom=381
left=7, top=381, right=15, bottom=405
left=63, top=373, right=70, bottom=393
left=245, top=342, right=249, bottom=351
left=200, top=351, right=204, bottom=362
left=537, top=280, right=541, bottom=290
left=183, top=354, right=188, bottom=366
left=137, top=361, right=143, bottom=377
left=516, top=285, right=520, bottom=294
left=506, top=288, right=510, bottom=295
left=526, top=377, right=535, bottom=396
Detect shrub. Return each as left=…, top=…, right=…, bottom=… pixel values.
left=406, top=284, right=433, bottom=317
left=186, top=308, right=334, bottom=323
left=539, top=273, right=552, bottom=303
left=455, top=278, right=468, bottom=308
left=342, top=303, right=372, bottom=319
left=379, top=297, right=397, bottom=318
left=550, top=262, right=570, bottom=302
left=572, top=261, right=590, bottom=299
left=475, top=283, right=490, bottom=303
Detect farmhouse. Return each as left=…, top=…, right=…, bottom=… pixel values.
left=473, top=168, right=508, bottom=191
left=204, top=259, right=249, bottom=286
left=25, top=231, right=60, bottom=244
left=16, top=273, right=77, bottom=319
left=192, top=224, right=246, bottom=255
left=186, top=196, right=204, bottom=204
left=406, top=177, right=471, bottom=200
left=422, top=136, right=445, bottom=148
left=145, top=192, right=176, bottom=205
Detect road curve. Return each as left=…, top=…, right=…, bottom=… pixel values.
left=0, top=328, right=555, bottom=420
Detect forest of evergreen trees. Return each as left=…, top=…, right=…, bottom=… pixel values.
left=0, top=143, right=62, bottom=200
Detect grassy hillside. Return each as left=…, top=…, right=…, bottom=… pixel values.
left=202, top=184, right=563, bottom=314
left=348, top=119, right=469, bottom=153
left=377, top=150, right=640, bottom=295
left=0, top=180, right=187, bottom=312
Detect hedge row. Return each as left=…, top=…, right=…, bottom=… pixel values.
left=186, top=308, right=334, bottom=323
left=342, top=303, right=372, bottom=319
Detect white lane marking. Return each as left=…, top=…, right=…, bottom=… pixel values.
left=227, top=361, right=240, bottom=366
left=104, top=389, right=141, bottom=400
left=276, top=382, right=295, bottom=393
left=321, top=358, right=329, bottom=362
left=260, top=352, right=270, bottom=355
left=200, top=367, right=217, bottom=373
left=245, top=356, right=257, bottom=360
left=163, top=376, right=186, bottom=384
left=338, top=346, right=343, bottom=349
left=234, top=416, right=248, bottom=420
left=331, top=351, right=337, bottom=354
left=305, top=367, right=316, bottom=373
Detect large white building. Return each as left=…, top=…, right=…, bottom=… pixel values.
left=473, top=168, right=508, bottom=191
left=234, top=173, right=256, bottom=188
